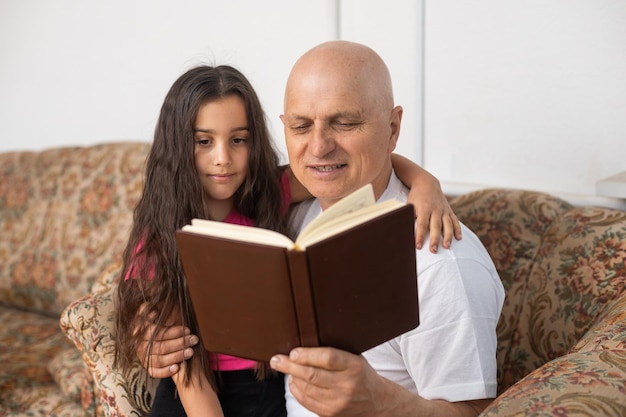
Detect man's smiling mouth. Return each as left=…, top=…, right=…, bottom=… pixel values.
left=314, top=164, right=345, bottom=172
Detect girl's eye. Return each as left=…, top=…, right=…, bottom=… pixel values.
left=195, top=138, right=212, bottom=146
left=232, top=137, right=247, bottom=145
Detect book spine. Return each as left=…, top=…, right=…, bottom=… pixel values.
left=287, top=250, right=320, bottom=348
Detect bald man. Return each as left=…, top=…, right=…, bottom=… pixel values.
left=267, top=41, right=504, bottom=417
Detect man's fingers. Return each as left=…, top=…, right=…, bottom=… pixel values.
left=146, top=362, right=181, bottom=379
left=271, top=347, right=348, bottom=374
left=138, top=333, right=198, bottom=379
left=145, top=346, right=194, bottom=373
left=271, top=348, right=368, bottom=416
left=149, top=332, right=198, bottom=356
left=148, top=325, right=191, bottom=344
left=291, top=347, right=350, bottom=370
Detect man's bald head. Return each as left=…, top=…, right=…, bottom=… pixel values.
left=285, top=40, right=395, bottom=114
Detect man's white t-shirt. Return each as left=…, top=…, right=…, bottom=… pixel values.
left=285, top=172, right=505, bottom=417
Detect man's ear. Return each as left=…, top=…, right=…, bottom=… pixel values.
left=387, top=105, right=403, bottom=153
left=280, top=114, right=286, bottom=127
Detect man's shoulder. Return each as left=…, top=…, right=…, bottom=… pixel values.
left=418, top=223, right=495, bottom=270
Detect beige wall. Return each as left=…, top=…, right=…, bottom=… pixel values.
left=0, top=0, right=422, bottom=163
left=424, top=0, right=626, bottom=209
left=2, top=0, right=624, bottom=209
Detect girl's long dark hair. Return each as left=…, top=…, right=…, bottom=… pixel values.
left=114, top=65, right=286, bottom=389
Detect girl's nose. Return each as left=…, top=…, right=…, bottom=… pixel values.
left=213, top=142, right=231, bottom=166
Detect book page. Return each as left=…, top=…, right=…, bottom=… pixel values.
left=183, top=219, right=295, bottom=248
left=296, top=183, right=376, bottom=245
left=179, top=183, right=403, bottom=250
left=295, top=199, right=404, bottom=249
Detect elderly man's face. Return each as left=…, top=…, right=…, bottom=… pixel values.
left=281, top=67, right=400, bottom=209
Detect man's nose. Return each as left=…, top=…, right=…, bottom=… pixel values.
left=310, top=125, right=336, bottom=157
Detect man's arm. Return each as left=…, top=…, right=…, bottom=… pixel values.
left=270, top=347, right=492, bottom=417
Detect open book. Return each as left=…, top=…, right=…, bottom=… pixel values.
left=176, top=184, right=419, bottom=362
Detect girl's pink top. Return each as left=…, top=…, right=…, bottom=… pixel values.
left=124, top=171, right=292, bottom=371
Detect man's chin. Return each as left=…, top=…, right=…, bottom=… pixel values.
left=308, top=187, right=351, bottom=208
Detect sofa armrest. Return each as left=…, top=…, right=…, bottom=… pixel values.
left=479, top=349, right=626, bottom=416
left=60, top=265, right=157, bottom=417
left=480, top=294, right=626, bottom=416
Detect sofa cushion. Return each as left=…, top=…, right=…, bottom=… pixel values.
left=574, top=296, right=626, bottom=353
left=1, top=385, right=88, bottom=417
left=0, top=304, right=80, bottom=413
left=0, top=142, right=149, bottom=316
left=47, top=347, right=95, bottom=410
left=480, top=349, right=626, bottom=416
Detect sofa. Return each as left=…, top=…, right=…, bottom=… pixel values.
left=1, top=142, right=625, bottom=416
left=452, top=189, right=626, bottom=416
left=0, top=142, right=151, bottom=416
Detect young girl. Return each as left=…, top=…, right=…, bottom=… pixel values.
left=114, top=65, right=459, bottom=417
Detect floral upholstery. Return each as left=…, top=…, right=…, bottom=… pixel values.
left=450, top=189, right=626, bottom=416
left=2, top=141, right=625, bottom=416
left=60, top=263, right=157, bottom=416
left=0, top=143, right=147, bottom=315
left=0, top=142, right=149, bottom=416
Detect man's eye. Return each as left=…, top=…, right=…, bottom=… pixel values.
left=291, top=124, right=310, bottom=132
left=335, top=122, right=359, bottom=130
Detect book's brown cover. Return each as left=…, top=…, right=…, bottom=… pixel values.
left=176, top=203, right=418, bottom=362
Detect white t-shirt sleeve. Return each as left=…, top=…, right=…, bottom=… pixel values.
left=365, top=252, right=502, bottom=401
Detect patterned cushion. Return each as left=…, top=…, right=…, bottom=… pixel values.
left=60, top=263, right=157, bottom=416
left=0, top=142, right=149, bottom=316
left=47, top=347, right=95, bottom=409
left=480, top=349, right=626, bottom=416
left=451, top=188, right=574, bottom=391
left=453, top=188, right=626, bottom=402
left=574, top=296, right=626, bottom=353
left=0, top=304, right=79, bottom=413
left=509, top=206, right=626, bottom=382
left=1, top=385, right=88, bottom=417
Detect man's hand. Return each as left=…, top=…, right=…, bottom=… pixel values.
left=270, top=347, right=492, bottom=417
left=270, top=347, right=387, bottom=417
left=134, top=310, right=199, bottom=378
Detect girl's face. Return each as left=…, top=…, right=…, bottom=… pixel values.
left=194, top=95, right=250, bottom=221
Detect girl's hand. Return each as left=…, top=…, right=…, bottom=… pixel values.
left=390, top=153, right=462, bottom=252
left=408, top=183, right=462, bottom=253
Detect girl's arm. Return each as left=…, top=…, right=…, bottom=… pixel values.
left=157, top=309, right=223, bottom=417
left=173, top=360, right=224, bottom=417
left=391, top=154, right=462, bottom=253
